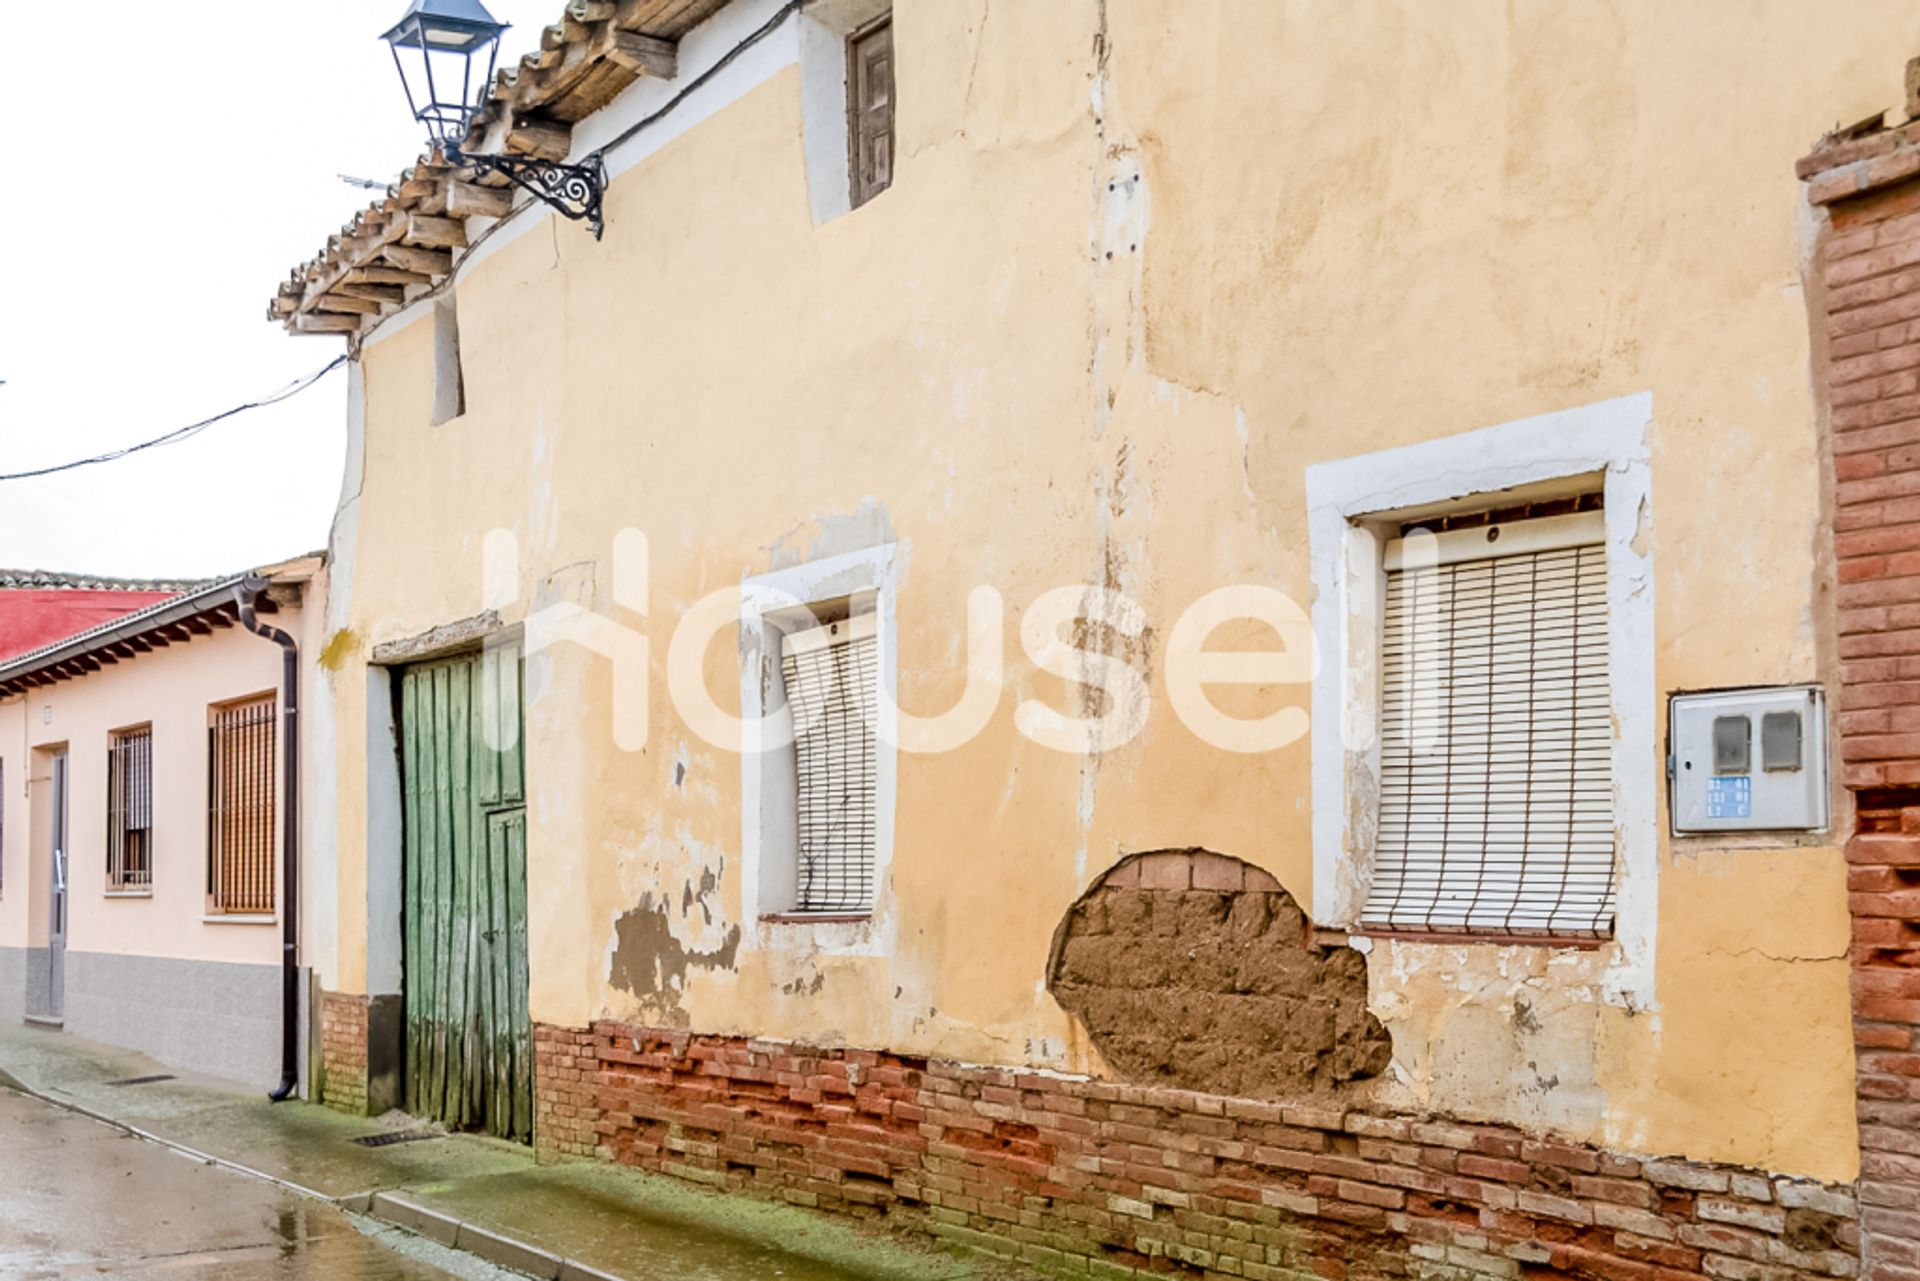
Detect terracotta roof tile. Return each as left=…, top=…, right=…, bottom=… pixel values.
left=0, top=569, right=214, bottom=593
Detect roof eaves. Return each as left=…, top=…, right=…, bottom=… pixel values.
left=0, top=577, right=248, bottom=690
left=270, top=0, right=728, bottom=339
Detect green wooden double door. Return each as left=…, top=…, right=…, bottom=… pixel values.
left=399, top=646, right=532, bottom=1142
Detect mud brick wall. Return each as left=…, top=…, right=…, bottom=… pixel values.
left=572, top=1024, right=1857, bottom=1281
left=533, top=1024, right=600, bottom=1162
left=318, top=990, right=370, bottom=1116
left=1047, top=850, right=1391, bottom=1100
left=1805, top=129, right=1920, bottom=1281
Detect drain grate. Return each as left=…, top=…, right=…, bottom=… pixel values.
left=103, top=1074, right=175, bottom=1087
left=351, top=1129, right=441, bottom=1148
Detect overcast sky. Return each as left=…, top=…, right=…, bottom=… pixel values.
left=0, top=0, right=566, bottom=579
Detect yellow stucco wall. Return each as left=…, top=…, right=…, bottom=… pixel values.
left=317, top=0, right=1906, bottom=1182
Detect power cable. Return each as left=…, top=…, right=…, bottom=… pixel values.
left=587, top=0, right=806, bottom=162
left=0, top=357, right=347, bottom=483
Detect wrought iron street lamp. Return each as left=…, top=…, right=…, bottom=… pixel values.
left=382, top=0, right=608, bottom=239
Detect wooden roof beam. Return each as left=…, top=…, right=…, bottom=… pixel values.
left=311, top=294, right=386, bottom=316
left=292, top=314, right=362, bottom=335
left=403, top=214, right=469, bottom=250
left=606, top=30, right=675, bottom=78
left=346, top=266, right=434, bottom=287
left=335, top=283, right=408, bottom=306
left=447, top=181, right=513, bottom=219
left=380, top=245, right=454, bottom=276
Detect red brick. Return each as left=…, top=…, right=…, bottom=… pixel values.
left=528, top=1020, right=1860, bottom=1278
left=1456, top=1154, right=1530, bottom=1183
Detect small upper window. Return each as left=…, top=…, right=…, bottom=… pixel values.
left=108, top=727, right=153, bottom=892
left=431, top=293, right=465, bottom=426
left=847, top=15, right=894, bottom=209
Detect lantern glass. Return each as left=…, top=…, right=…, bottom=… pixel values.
left=382, top=0, right=509, bottom=146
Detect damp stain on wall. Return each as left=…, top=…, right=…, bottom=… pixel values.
left=607, top=890, right=743, bottom=1029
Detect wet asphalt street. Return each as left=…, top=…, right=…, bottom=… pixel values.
left=0, top=1087, right=497, bottom=1280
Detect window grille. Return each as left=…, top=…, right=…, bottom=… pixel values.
left=208, top=698, right=276, bottom=914
left=781, top=611, right=879, bottom=914
left=1364, top=510, right=1615, bottom=938
left=107, top=727, right=154, bottom=891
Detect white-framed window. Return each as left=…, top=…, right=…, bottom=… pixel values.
left=1305, top=393, right=1657, bottom=1006
left=740, top=545, right=898, bottom=934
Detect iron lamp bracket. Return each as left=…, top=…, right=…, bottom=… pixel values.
left=446, top=146, right=607, bottom=240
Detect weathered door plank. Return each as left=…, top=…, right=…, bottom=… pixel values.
left=400, top=646, right=531, bottom=1143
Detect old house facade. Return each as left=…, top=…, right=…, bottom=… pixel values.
left=270, top=2, right=1919, bottom=1278
left=0, top=561, right=321, bottom=1085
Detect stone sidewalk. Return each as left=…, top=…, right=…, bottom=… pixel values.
left=0, top=1020, right=986, bottom=1281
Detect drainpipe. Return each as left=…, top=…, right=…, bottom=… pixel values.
left=236, top=576, right=300, bottom=1103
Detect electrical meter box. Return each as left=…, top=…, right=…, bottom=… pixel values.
left=1669, top=686, right=1828, bottom=834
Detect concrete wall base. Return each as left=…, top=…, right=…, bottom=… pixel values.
left=63, top=951, right=279, bottom=1087
left=0, top=946, right=23, bottom=1022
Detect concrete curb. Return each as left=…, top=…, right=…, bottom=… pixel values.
left=0, top=1071, right=328, bottom=1202
left=0, top=1073, right=627, bottom=1281
left=350, top=1191, right=626, bottom=1281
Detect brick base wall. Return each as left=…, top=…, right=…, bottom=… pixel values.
left=538, top=1022, right=1857, bottom=1281
left=534, top=1024, right=600, bottom=1162
left=318, top=991, right=371, bottom=1116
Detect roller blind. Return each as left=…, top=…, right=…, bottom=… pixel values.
left=1364, top=511, right=1615, bottom=937
left=782, top=611, right=879, bottom=914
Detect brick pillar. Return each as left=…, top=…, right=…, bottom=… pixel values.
left=1804, top=121, right=1920, bottom=1281
left=317, top=991, right=372, bottom=1115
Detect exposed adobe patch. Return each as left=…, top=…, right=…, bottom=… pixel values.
left=1046, top=849, right=1389, bottom=1100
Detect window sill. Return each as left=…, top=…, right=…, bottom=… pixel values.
left=104, top=889, right=153, bottom=899
left=1353, top=928, right=1609, bottom=951
left=760, top=912, right=872, bottom=925
left=203, top=913, right=276, bottom=926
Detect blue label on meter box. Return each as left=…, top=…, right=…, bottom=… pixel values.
left=1706, top=775, right=1752, bottom=819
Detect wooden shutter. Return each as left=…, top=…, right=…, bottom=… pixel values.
left=782, top=612, right=879, bottom=913
left=848, top=16, right=894, bottom=209
left=1365, top=511, right=1615, bottom=938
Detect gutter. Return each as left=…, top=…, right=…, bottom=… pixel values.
left=236, top=577, right=302, bottom=1102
